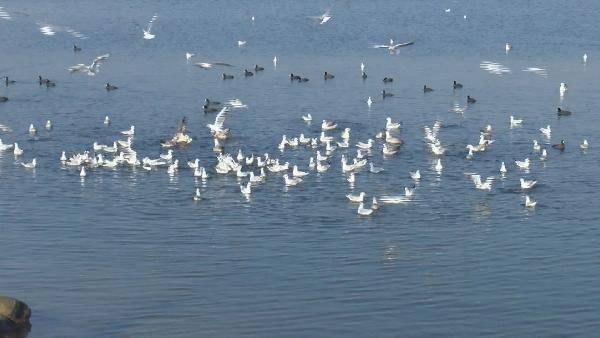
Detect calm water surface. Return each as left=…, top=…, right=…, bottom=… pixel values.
left=1, top=1, right=600, bottom=337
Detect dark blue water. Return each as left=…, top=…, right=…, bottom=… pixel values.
left=1, top=1, right=600, bottom=337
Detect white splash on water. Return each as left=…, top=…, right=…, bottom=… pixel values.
left=0, top=6, right=11, bottom=20
left=522, top=67, right=548, bottom=78
left=480, top=61, right=511, bottom=75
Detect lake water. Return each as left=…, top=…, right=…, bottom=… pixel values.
left=1, top=1, right=600, bottom=337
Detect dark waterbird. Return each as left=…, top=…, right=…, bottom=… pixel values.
left=552, top=140, right=566, bottom=151
left=557, top=107, right=572, bottom=116
left=290, top=73, right=301, bottom=81
left=205, top=98, right=221, bottom=106
left=0, top=96, right=8, bottom=102
left=361, top=71, right=367, bottom=79
left=4, top=76, right=15, bottom=86
left=202, top=104, right=219, bottom=113
left=38, top=75, right=50, bottom=85
left=73, top=44, right=82, bottom=52
left=423, top=85, right=433, bottom=92
left=244, top=69, right=254, bottom=77
left=382, top=90, right=393, bottom=98
left=254, top=64, right=264, bottom=72
left=467, top=95, right=476, bottom=103
left=324, top=71, right=334, bottom=80
left=383, top=77, right=393, bottom=83
left=222, top=73, right=234, bottom=80
left=105, top=83, right=118, bottom=91
left=453, top=80, right=463, bottom=89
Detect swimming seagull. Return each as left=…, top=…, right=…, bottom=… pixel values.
left=143, top=14, right=158, bottom=40
left=505, top=42, right=512, bottom=53
left=583, top=53, right=588, bottom=64
left=357, top=203, right=374, bottom=216
left=524, top=195, right=537, bottom=208
left=539, top=149, right=547, bottom=161
left=68, top=53, right=110, bottom=75
left=104, top=116, right=110, bottom=126
left=283, top=174, right=303, bottom=186
left=434, top=159, right=443, bottom=172
left=369, top=162, right=384, bottom=173
left=121, top=126, right=135, bottom=136
left=309, top=9, right=332, bottom=25
left=273, top=56, right=277, bottom=67
left=539, top=125, right=551, bottom=138
left=193, top=188, right=201, bottom=201
left=28, top=124, right=36, bottom=135
left=510, top=115, right=523, bottom=127
left=186, top=52, right=195, bottom=61
left=385, top=117, right=401, bottom=130
left=13, top=143, right=23, bottom=156
left=292, top=165, right=308, bottom=177
left=515, top=158, right=530, bottom=170
left=347, top=173, right=356, bottom=183
left=367, top=97, right=372, bottom=108
left=45, top=120, right=52, bottom=130
left=533, top=140, right=541, bottom=152
left=237, top=40, right=247, bottom=47
left=302, top=113, right=312, bottom=122
left=21, top=158, right=36, bottom=169
left=559, top=82, right=567, bottom=97
left=580, top=139, right=589, bottom=150
left=520, top=178, right=537, bottom=190
left=500, top=162, right=507, bottom=174
left=360, top=62, right=365, bottom=73
left=410, top=170, right=421, bottom=181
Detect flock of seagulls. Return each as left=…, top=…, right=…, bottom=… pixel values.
left=0, top=6, right=594, bottom=217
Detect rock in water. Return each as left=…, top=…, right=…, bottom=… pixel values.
left=0, top=296, right=31, bottom=337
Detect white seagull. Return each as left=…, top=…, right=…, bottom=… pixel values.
left=347, top=192, right=365, bottom=203
left=539, top=125, right=551, bottom=137
left=68, top=53, right=110, bottom=75
left=524, top=195, right=537, bottom=208
left=372, top=38, right=415, bottom=52
left=143, top=14, right=158, bottom=40
left=357, top=203, right=374, bottom=216
left=520, top=178, right=537, bottom=190
left=510, top=115, right=523, bottom=127
left=121, top=125, right=135, bottom=136
left=21, top=158, right=36, bottom=169
left=310, top=9, right=332, bottom=25
left=515, top=158, right=530, bottom=170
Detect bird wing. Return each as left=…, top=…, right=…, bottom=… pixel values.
left=90, top=53, right=110, bottom=69
left=372, top=44, right=390, bottom=49
left=146, top=14, right=158, bottom=31
left=391, top=41, right=415, bottom=49
left=195, top=62, right=212, bottom=69
left=213, top=107, right=228, bottom=128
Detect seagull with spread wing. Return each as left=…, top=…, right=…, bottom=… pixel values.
left=309, top=9, right=332, bottom=25
left=207, top=106, right=230, bottom=138
left=372, top=39, right=415, bottom=52
left=194, top=61, right=234, bottom=69
left=143, top=14, right=158, bottom=40
left=68, top=53, right=110, bottom=76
